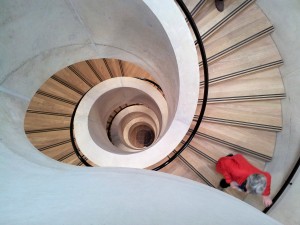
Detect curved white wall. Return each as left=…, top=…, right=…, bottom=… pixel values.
left=0, top=149, right=282, bottom=225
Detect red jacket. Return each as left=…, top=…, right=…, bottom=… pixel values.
left=216, top=154, right=271, bottom=196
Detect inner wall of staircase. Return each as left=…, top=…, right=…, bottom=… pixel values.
left=74, top=77, right=171, bottom=167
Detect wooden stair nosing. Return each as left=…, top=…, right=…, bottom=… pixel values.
left=201, top=0, right=255, bottom=41
left=193, top=116, right=282, bottom=131
left=36, top=90, right=77, bottom=105
left=26, top=109, right=72, bottom=117
left=184, top=141, right=217, bottom=163
left=198, top=93, right=286, bottom=103
left=199, top=60, right=283, bottom=86
left=58, top=151, right=76, bottom=162
left=38, top=139, right=72, bottom=151
left=177, top=153, right=215, bottom=187
left=68, top=65, right=93, bottom=87
left=25, top=127, right=70, bottom=134
left=188, top=129, right=272, bottom=161
left=190, top=0, right=207, bottom=17
left=85, top=60, right=103, bottom=82
left=199, top=26, right=274, bottom=66
left=103, top=59, right=114, bottom=78
left=118, top=60, right=125, bottom=77
left=51, top=75, right=85, bottom=95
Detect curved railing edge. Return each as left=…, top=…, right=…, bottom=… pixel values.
left=134, top=77, right=163, bottom=92
left=152, top=0, right=209, bottom=171
left=263, top=154, right=300, bottom=213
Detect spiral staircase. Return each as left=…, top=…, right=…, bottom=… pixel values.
left=23, top=0, right=285, bottom=207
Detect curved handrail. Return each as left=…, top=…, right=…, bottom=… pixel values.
left=263, top=155, right=300, bottom=213
left=70, top=94, right=92, bottom=167
left=152, top=0, right=209, bottom=171
left=134, top=77, right=163, bottom=92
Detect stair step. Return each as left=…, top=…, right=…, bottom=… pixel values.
left=55, top=68, right=94, bottom=93
left=36, top=90, right=77, bottom=105
left=41, top=141, right=74, bottom=160
left=103, top=58, right=123, bottom=78
left=26, top=130, right=71, bottom=149
left=196, top=100, right=282, bottom=131
left=24, top=113, right=71, bottom=131
left=199, top=68, right=285, bottom=103
left=181, top=148, right=222, bottom=187
left=199, top=3, right=273, bottom=65
left=191, top=121, right=276, bottom=160
left=71, top=61, right=102, bottom=86
left=160, top=155, right=207, bottom=185
left=200, top=36, right=283, bottom=86
left=39, top=78, right=82, bottom=103
left=122, top=61, right=153, bottom=80
left=88, top=59, right=114, bottom=81
left=27, top=95, right=75, bottom=114
left=182, top=136, right=265, bottom=169
left=194, top=0, right=254, bottom=41
left=185, top=0, right=207, bottom=17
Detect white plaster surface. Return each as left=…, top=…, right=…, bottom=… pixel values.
left=74, top=77, right=172, bottom=167
left=0, top=150, right=282, bottom=225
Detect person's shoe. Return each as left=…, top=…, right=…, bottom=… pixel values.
left=215, top=0, right=224, bottom=12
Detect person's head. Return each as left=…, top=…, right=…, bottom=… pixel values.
left=246, top=174, right=267, bottom=195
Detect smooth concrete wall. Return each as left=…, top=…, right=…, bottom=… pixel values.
left=246, top=1, right=300, bottom=224
left=0, top=146, right=282, bottom=225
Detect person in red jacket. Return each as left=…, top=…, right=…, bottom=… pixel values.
left=216, top=154, right=273, bottom=207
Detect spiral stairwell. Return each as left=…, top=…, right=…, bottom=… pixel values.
left=23, top=0, right=285, bottom=207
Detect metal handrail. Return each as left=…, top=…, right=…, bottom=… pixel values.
left=263, top=155, right=300, bottom=213
left=152, top=0, right=209, bottom=171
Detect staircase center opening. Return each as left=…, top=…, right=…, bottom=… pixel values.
left=130, top=124, right=155, bottom=148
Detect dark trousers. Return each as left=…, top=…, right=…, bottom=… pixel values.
left=220, top=179, right=230, bottom=188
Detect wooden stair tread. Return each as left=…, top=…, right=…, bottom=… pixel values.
left=199, top=3, right=273, bottom=64
left=184, top=0, right=206, bottom=14
left=39, top=78, right=82, bottom=102
left=160, top=157, right=206, bottom=184
left=27, top=95, right=75, bottom=114
left=55, top=68, right=91, bottom=93
left=88, top=59, right=114, bottom=81
left=26, top=130, right=70, bottom=149
left=24, top=113, right=71, bottom=130
left=181, top=148, right=222, bottom=187
left=61, top=153, right=80, bottom=165
left=41, top=142, right=73, bottom=159
left=183, top=135, right=265, bottom=169
left=194, top=121, right=276, bottom=160
left=122, top=61, right=153, bottom=80
left=72, top=61, right=102, bottom=86
left=104, top=58, right=123, bottom=77
left=194, top=0, right=254, bottom=40
left=199, top=68, right=285, bottom=102
left=200, top=36, right=282, bottom=85
left=196, top=100, right=282, bottom=131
